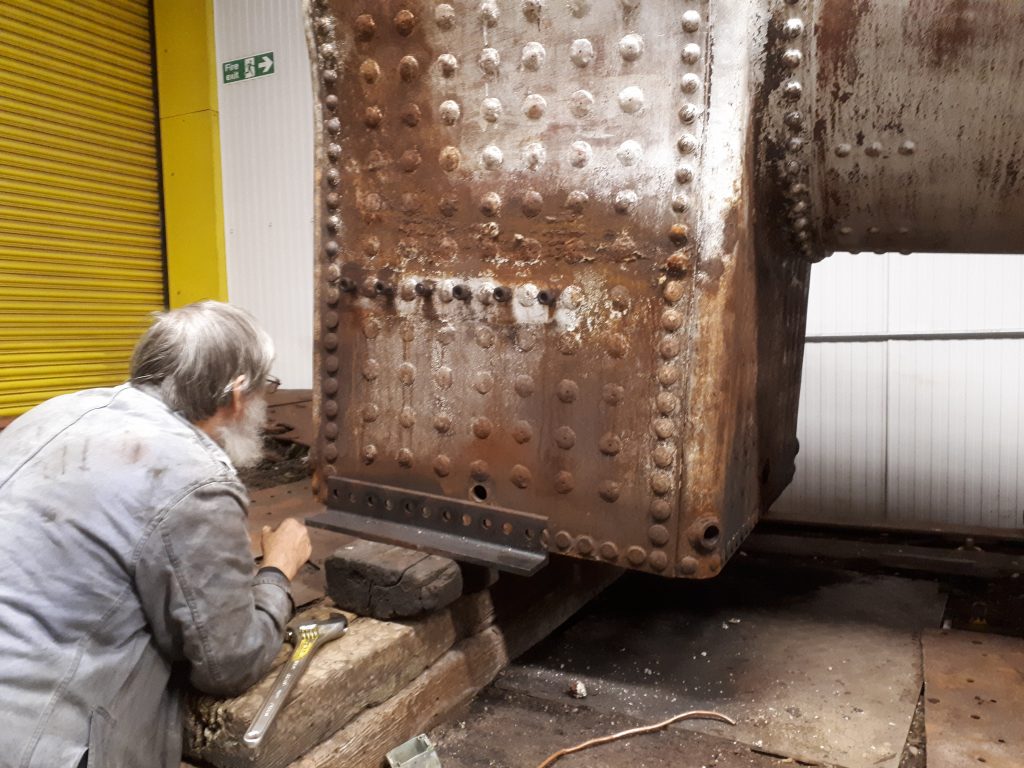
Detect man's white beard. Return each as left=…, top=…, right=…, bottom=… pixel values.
left=216, top=396, right=268, bottom=469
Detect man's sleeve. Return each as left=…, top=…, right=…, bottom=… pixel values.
left=134, top=480, right=294, bottom=697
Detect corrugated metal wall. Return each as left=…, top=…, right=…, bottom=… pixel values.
left=0, top=0, right=164, bottom=418
left=214, top=0, right=314, bottom=388
left=771, top=253, right=1024, bottom=531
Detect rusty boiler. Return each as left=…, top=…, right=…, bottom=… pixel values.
left=306, top=0, right=1024, bottom=577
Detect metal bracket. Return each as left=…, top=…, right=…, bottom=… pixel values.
left=307, top=476, right=550, bottom=576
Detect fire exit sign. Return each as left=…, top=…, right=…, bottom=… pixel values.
left=222, top=52, right=275, bottom=84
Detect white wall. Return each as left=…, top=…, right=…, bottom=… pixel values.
left=772, top=253, right=1024, bottom=530
left=214, top=0, right=315, bottom=388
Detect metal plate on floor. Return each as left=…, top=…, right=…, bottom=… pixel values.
left=923, top=629, right=1023, bottom=768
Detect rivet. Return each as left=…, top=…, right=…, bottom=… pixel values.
left=399, top=406, right=416, bottom=428
left=325, top=94, right=338, bottom=112
left=362, top=358, right=380, bottom=381
left=678, top=556, right=699, bottom=575
left=681, top=9, right=701, bottom=32
left=324, top=287, right=340, bottom=305
left=435, top=4, right=456, bottom=28
left=521, top=41, right=546, bottom=70
left=649, top=550, right=668, bottom=572
left=665, top=250, right=690, bottom=272
left=866, top=141, right=883, bottom=157
left=650, top=499, right=672, bottom=521
left=789, top=182, right=808, bottom=195
left=510, top=464, right=532, bottom=489
left=650, top=472, right=673, bottom=495
left=479, top=0, right=500, bottom=26
left=565, top=190, right=589, bottom=213
left=472, top=417, right=493, bottom=439
left=653, top=444, right=675, bottom=468
left=434, top=454, right=451, bottom=477
left=323, top=332, right=339, bottom=351
left=354, top=13, right=376, bottom=40
left=783, top=18, right=804, bottom=38
left=522, top=0, right=545, bottom=20
left=680, top=73, right=701, bottom=94
left=358, top=59, right=381, bottom=84
left=598, top=481, right=621, bottom=502
left=363, top=107, right=383, bottom=129
left=618, top=33, right=644, bottom=61
left=439, top=195, right=459, bottom=217
left=361, top=444, right=378, bottom=464
left=324, top=239, right=339, bottom=257
left=618, top=86, right=645, bottom=113
left=838, top=225, right=853, bottom=235
left=555, top=426, right=576, bottom=449
left=322, top=69, right=337, bottom=84
left=436, top=53, right=458, bottom=78
left=788, top=137, right=804, bottom=152
left=401, top=104, right=422, bottom=127
left=325, top=117, right=341, bottom=135
left=616, top=140, right=643, bottom=166
left=607, top=333, right=628, bottom=358
left=570, top=89, right=595, bottom=118
left=439, top=146, right=461, bottom=172
left=671, top=193, right=690, bottom=213
left=514, top=375, right=535, bottom=397
left=784, top=111, right=803, bottom=130
left=663, top=280, right=685, bottom=303
left=478, top=47, right=500, bottom=75
left=323, top=399, right=339, bottom=419
left=599, top=433, right=623, bottom=456
left=434, top=414, right=452, bottom=433
left=677, top=134, right=698, bottom=155
left=394, top=9, right=416, bottom=35
left=325, top=192, right=339, bottom=210
left=362, top=318, right=381, bottom=339
left=395, top=362, right=415, bottom=386
left=568, top=141, right=593, bottom=168
left=899, top=140, right=916, bottom=155
left=793, top=216, right=809, bottom=231
left=397, top=448, right=414, bottom=468
left=648, top=524, right=670, bottom=546
left=470, top=460, right=490, bottom=481
left=626, top=546, right=647, bottom=566
left=399, top=149, right=421, bottom=173
left=575, top=536, right=594, bottom=555
left=516, top=327, right=538, bottom=351
left=783, top=80, right=802, bottom=100
left=555, top=530, right=573, bottom=550
left=602, top=383, right=625, bottom=405
left=661, top=309, right=684, bottom=332
left=472, top=371, right=495, bottom=394
left=681, top=43, right=701, bottom=64
left=570, top=38, right=594, bottom=67
left=522, top=190, right=544, bottom=217
left=868, top=225, right=880, bottom=234
left=362, top=403, right=380, bottom=422
left=600, top=542, right=620, bottom=561
left=399, top=55, right=420, bottom=82
left=557, top=332, right=580, bottom=355
left=439, top=100, right=461, bottom=125
left=324, top=421, right=339, bottom=440
left=324, top=355, right=340, bottom=375
left=480, top=192, right=502, bottom=217
left=523, top=142, right=547, bottom=169
left=554, top=471, right=575, bottom=494
left=614, top=189, right=639, bottom=214
left=557, top=379, right=579, bottom=403
left=481, top=97, right=503, bottom=122
left=608, top=285, right=629, bottom=311
left=653, top=418, right=675, bottom=439
left=656, top=392, right=679, bottom=416
left=669, top=224, right=690, bottom=245
left=323, top=376, right=339, bottom=396
left=678, top=104, right=699, bottom=124
left=835, top=143, right=852, bottom=158
left=782, top=49, right=802, bottom=68
left=523, top=94, right=546, bottom=119
left=675, top=164, right=695, bottom=184
left=325, top=214, right=341, bottom=234
left=511, top=420, right=533, bottom=444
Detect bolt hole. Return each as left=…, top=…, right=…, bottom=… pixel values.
left=525, top=528, right=534, bottom=539
left=482, top=518, right=492, bottom=530
left=332, top=488, right=339, bottom=498
left=421, top=505, right=431, bottom=519
left=998, top=739, right=1006, bottom=744
left=348, top=493, right=357, bottom=504
left=702, top=523, right=721, bottom=547
left=366, top=494, right=378, bottom=508
left=978, top=759, right=986, bottom=763
left=972, top=639, right=983, bottom=645
left=441, top=508, right=452, bottom=523
left=471, top=484, right=488, bottom=502
left=968, top=678, right=975, bottom=683
left=502, top=522, right=513, bottom=536
left=403, top=500, right=415, bottom=515
left=928, top=698, right=940, bottom=704
left=972, top=714, right=981, bottom=720
left=461, top=513, right=473, bottom=527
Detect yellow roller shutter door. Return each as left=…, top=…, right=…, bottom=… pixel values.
left=0, top=0, right=164, bottom=419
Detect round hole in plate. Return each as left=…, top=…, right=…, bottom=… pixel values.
left=384, top=498, right=393, bottom=511
left=968, top=678, right=975, bottom=683
left=366, top=494, right=378, bottom=507
left=702, top=523, right=721, bottom=547
left=998, top=739, right=1006, bottom=744
left=972, top=714, right=981, bottom=720
left=978, top=758, right=986, bottom=764
left=471, top=484, right=488, bottom=502
left=421, top=505, right=431, bottom=519
left=524, top=528, right=534, bottom=539
left=502, top=522, right=513, bottom=536
left=462, top=513, right=473, bottom=527
left=482, top=518, right=493, bottom=530
left=403, top=500, right=415, bottom=515
left=928, top=698, right=940, bottom=704
left=349, top=493, right=357, bottom=504
left=441, top=508, right=452, bottom=523
left=332, top=489, right=339, bottom=498
left=972, top=639, right=983, bottom=645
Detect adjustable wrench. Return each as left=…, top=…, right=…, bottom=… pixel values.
left=244, top=612, right=349, bottom=748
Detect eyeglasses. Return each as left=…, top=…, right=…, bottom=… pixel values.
left=264, top=375, right=281, bottom=394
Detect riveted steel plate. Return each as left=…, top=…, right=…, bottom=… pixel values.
left=309, top=0, right=1024, bottom=577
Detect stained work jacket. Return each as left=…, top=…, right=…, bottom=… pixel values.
left=0, top=385, right=292, bottom=768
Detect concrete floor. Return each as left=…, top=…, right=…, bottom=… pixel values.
left=431, top=554, right=954, bottom=768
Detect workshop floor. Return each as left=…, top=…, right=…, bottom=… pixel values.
left=430, top=555, right=1022, bottom=768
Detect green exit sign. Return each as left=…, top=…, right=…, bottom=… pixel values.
left=222, top=52, right=275, bottom=84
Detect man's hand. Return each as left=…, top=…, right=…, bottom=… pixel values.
left=260, top=518, right=312, bottom=581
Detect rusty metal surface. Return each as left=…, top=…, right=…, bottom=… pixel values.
left=307, top=0, right=1024, bottom=577
left=923, top=629, right=1024, bottom=768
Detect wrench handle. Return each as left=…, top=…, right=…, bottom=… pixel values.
left=243, top=651, right=313, bottom=748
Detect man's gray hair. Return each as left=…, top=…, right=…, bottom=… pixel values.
left=130, top=300, right=275, bottom=423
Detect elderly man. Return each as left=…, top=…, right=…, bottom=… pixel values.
left=0, top=301, right=312, bottom=768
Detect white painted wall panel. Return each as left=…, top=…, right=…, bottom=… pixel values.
left=774, top=252, right=1024, bottom=531
left=215, top=0, right=315, bottom=388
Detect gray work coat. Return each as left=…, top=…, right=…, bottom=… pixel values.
left=0, top=385, right=293, bottom=767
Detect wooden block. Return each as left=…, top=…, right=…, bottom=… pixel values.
left=286, top=559, right=622, bottom=768
left=325, top=540, right=463, bottom=619
left=184, top=591, right=490, bottom=768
